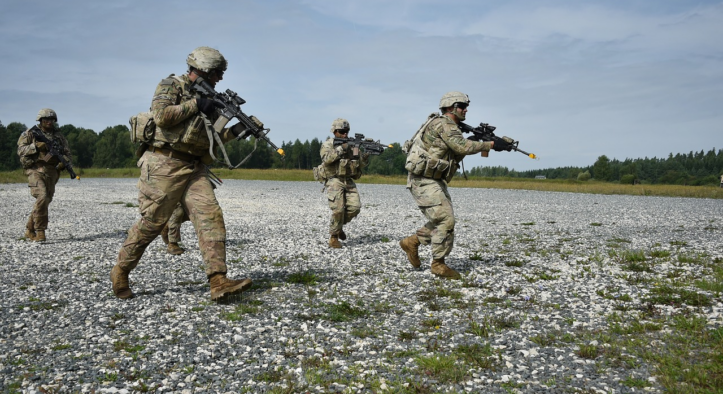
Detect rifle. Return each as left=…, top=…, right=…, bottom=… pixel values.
left=30, top=128, right=79, bottom=180
left=333, top=133, right=393, bottom=156
left=459, top=122, right=538, bottom=160
left=190, top=77, right=285, bottom=168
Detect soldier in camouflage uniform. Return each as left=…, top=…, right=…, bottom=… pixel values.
left=160, top=203, right=189, bottom=255
left=320, top=118, right=370, bottom=248
left=399, top=92, right=512, bottom=279
left=16, top=109, right=74, bottom=242
left=111, top=47, right=264, bottom=301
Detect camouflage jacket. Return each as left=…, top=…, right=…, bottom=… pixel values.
left=151, top=73, right=235, bottom=161
left=320, top=137, right=369, bottom=180
left=17, top=125, right=72, bottom=169
left=418, top=114, right=492, bottom=164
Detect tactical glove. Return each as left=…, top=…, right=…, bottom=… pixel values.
left=56, top=162, right=66, bottom=171
left=231, top=123, right=251, bottom=139
left=493, top=137, right=514, bottom=152
left=36, top=141, right=47, bottom=151
left=197, top=98, right=223, bottom=117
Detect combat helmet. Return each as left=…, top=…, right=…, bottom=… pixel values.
left=330, top=118, right=350, bottom=133
left=439, top=91, right=470, bottom=109
left=36, top=108, right=58, bottom=121
left=186, top=46, right=228, bottom=73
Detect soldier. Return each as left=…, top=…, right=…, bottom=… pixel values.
left=110, top=46, right=263, bottom=301
left=399, top=91, right=511, bottom=279
left=319, top=118, right=370, bottom=248
left=160, top=203, right=189, bottom=255
left=17, top=109, right=74, bottom=242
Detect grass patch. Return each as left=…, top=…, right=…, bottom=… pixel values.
left=287, top=270, right=318, bottom=286
left=323, top=301, right=368, bottom=322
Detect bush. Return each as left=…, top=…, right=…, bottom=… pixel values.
left=620, top=174, right=636, bottom=184
left=577, top=171, right=591, bottom=182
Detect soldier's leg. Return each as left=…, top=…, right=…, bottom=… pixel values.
left=116, top=154, right=187, bottom=272
left=27, top=171, right=50, bottom=232
left=343, top=181, right=361, bottom=224
left=325, top=179, right=345, bottom=236
left=167, top=203, right=186, bottom=244
left=184, top=166, right=251, bottom=300
left=183, top=167, right=227, bottom=277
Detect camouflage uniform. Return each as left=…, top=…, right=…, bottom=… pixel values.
left=320, top=137, right=369, bottom=237
left=407, top=115, right=492, bottom=260
left=17, top=118, right=73, bottom=238
left=116, top=72, right=237, bottom=276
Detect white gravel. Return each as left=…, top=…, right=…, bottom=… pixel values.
left=1, top=178, right=722, bottom=393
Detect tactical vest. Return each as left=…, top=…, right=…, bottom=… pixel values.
left=317, top=139, right=363, bottom=181
left=151, top=74, right=214, bottom=158
left=404, top=114, right=459, bottom=183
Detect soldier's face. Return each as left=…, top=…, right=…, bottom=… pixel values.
left=334, top=129, right=349, bottom=138
left=40, top=118, right=56, bottom=131
left=207, top=69, right=224, bottom=87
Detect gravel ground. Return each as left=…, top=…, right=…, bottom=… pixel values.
left=1, top=178, right=722, bottom=393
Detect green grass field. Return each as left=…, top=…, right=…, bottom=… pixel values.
left=2, top=168, right=722, bottom=199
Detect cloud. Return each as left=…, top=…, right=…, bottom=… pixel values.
left=1, top=0, right=721, bottom=172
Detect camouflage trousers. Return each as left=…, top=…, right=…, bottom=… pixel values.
left=167, top=203, right=190, bottom=243
left=24, top=165, right=60, bottom=231
left=117, top=151, right=227, bottom=277
left=325, top=177, right=361, bottom=235
left=408, top=175, right=455, bottom=260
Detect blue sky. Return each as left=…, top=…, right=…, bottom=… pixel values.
left=1, top=0, right=721, bottom=171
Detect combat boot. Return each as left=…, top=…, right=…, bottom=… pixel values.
left=209, top=273, right=252, bottom=301
left=338, top=229, right=347, bottom=241
left=160, top=225, right=169, bottom=245
left=167, top=242, right=185, bottom=255
left=33, top=230, right=46, bottom=242
left=399, top=235, right=421, bottom=268
left=110, top=265, right=134, bottom=299
left=25, top=217, right=36, bottom=240
left=328, top=234, right=342, bottom=249
left=431, top=259, right=461, bottom=280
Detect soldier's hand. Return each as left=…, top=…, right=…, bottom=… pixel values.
left=493, top=137, right=514, bottom=152
left=249, top=115, right=264, bottom=130
left=196, top=98, right=223, bottom=117
left=231, top=123, right=250, bottom=139
left=56, top=162, right=66, bottom=171
left=36, top=141, right=47, bottom=151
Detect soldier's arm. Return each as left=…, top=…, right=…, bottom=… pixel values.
left=440, top=125, right=492, bottom=156
left=17, top=130, right=37, bottom=157
left=321, top=141, right=342, bottom=165
left=151, top=79, right=199, bottom=128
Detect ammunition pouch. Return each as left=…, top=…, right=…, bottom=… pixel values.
left=313, top=164, right=328, bottom=183
left=20, top=155, right=35, bottom=169
left=129, top=111, right=156, bottom=144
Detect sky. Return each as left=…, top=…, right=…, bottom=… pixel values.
left=1, top=0, right=721, bottom=172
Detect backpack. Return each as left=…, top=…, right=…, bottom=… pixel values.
left=129, top=111, right=156, bottom=144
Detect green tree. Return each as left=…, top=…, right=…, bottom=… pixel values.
left=592, top=155, right=611, bottom=181
left=93, top=125, right=135, bottom=168
left=61, top=124, right=98, bottom=169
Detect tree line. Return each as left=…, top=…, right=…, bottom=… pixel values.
left=467, top=151, right=723, bottom=185
left=0, top=121, right=408, bottom=175
left=1, top=120, right=720, bottom=185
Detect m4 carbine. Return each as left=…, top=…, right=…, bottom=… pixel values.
left=333, top=133, right=392, bottom=156
left=30, top=128, right=79, bottom=179
left=459, top=122, right=537, bottom=160
left=191, top=77, right=284, bottom=168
